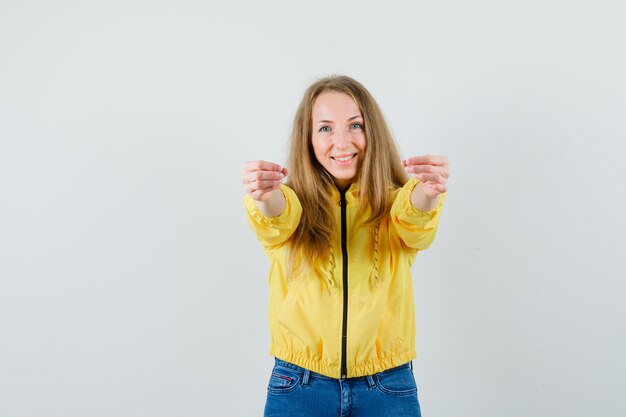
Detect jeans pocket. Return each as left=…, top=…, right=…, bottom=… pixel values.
left=375, top=365, right=418, bottom=397
left=267, top=364, right=303, bottom=395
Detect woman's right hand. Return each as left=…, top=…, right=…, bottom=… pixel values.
left=241, top=160, right=288, bottom=202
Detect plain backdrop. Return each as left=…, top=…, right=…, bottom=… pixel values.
left=1, top=1, right=625, bottom=416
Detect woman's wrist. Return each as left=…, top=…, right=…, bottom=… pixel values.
left=410, top=182, right=440, bottom=212
left=256, top=187, right=286, bottom=217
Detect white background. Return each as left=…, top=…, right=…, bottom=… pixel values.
left=1, top=1, right=625, bottom=416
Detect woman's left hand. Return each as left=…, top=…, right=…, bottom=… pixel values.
left=402, top=155, right=450, bottom=197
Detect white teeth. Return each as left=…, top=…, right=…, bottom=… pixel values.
left=334, top=154, right=354, bottom=162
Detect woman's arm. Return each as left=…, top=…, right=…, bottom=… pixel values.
left=386, top=155, right=449, bottom=251
left=242, top=161, right=301, bottom=250
left=403, top=155, right=449, bottom=211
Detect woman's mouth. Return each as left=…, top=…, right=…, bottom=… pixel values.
left=331, top=153, right=357, bottom=166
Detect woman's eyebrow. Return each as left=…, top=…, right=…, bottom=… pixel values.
left=315, top=115, right=363, bottom=124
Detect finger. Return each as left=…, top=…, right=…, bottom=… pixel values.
left=249, top=184, right=281, bottom=201
left=243, top=170, right=285, bottom=184
left=246, top=185, right=280, bottom=200
left=421, top=182, right=447, bottom=196
left=246, top=178, right=283, bottom=191
left=431, top=182, right=447, bottom=193
left=403, top=155, right=449, bottom=167
left=411, top=173, right=446, bottom=183
left=242, top=160, right=284, bottom=173
left=404, top=164, right=449, bottom=177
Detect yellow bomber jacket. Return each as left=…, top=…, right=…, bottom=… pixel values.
left=244, top=178, right=446, bottom=378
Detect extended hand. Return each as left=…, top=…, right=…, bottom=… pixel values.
left=402, top=155, right=450, bottom=197
left=241, top=160, right=288, bottom=202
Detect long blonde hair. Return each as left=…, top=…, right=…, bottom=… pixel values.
left=286, top=75, right=408, bottom=271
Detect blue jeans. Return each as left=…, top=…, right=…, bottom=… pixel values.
left=264, top=358, right=422, bottom=417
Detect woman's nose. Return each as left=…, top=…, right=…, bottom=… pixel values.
left=333, top=128, right=350, bottom=149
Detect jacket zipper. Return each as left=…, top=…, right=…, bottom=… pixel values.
left=340, top=190, right=348, bottom=379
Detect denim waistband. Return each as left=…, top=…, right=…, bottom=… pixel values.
left=274, top=357, right=412, bottom=380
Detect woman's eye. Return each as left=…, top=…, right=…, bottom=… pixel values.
left=351, top=123, right=363, bottom=129
left=319, top=126, right=331, bottom=132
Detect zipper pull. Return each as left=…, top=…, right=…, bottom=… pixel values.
left=339, top=190, right=347, bottom=206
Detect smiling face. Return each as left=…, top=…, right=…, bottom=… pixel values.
left=311, top=91, right=367, bottom=190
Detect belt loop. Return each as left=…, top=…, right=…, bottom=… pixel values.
left=410, top=361, right=413, bottom=370
left=366, top=375, right=376, bottom=389
left=302, top=369, right=310, bottom=386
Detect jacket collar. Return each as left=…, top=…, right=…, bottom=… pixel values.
left=329, top=182, right=360, bottom=205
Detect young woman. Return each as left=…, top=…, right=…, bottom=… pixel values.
left=241, top=75, right=449, bottom=417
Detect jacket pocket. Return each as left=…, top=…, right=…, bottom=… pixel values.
left=375, top=365, right=417, bottom=396
left=267, top=365, right=302, bottom=395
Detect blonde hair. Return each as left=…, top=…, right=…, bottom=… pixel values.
left=286, top=75, right=408, bottom=273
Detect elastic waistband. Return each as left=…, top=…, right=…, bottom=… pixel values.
left=274, top=357, right=412, bottom=380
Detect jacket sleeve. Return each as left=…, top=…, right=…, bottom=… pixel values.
left=243, top=184, right=302, bottom=250
left=389, top=177, right=446, bottom=251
